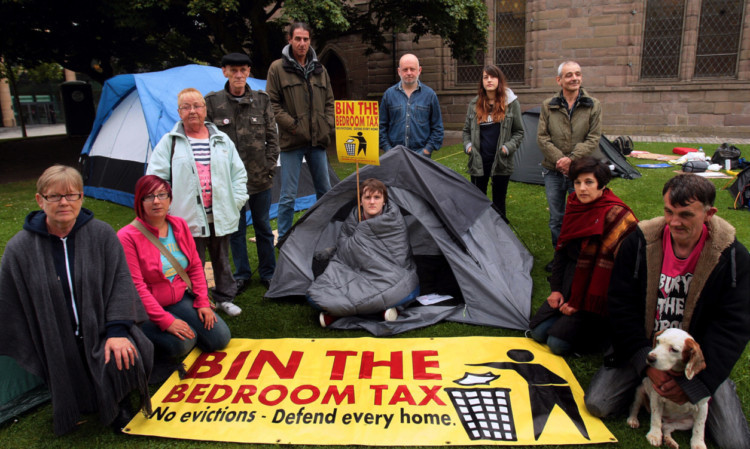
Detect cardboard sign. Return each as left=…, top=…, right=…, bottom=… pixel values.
left=335, top=101, right=380, bottom=166
left=125, top=337, right=615, bottom=445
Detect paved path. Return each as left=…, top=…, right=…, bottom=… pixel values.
left=442, top=130, right=750, bottom=146
left=2, top=125, right=749, bottom=145
left=0, top=124, right=68, bottom=139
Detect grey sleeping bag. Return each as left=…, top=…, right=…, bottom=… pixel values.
left=307, top=201, right=419, bottom=316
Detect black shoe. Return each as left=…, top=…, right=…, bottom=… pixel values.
left=260, top=278, right=271, bottom=290
left=149, top=359, right=181, bottom=385
left=545, top=261, right=554, bottom=272
left=235, top=278, right=251, bottom=294
left=111, top=403, right=135, bottom=434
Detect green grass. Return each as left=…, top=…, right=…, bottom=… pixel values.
left=1, top=141, right=748, bottom=448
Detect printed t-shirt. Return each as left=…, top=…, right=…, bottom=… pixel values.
left=653, top=224, right=707, bottom=334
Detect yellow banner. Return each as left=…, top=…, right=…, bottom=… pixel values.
left=125, top=337, right=615, bottom=445
left=335, top=100, right=380, bottom=166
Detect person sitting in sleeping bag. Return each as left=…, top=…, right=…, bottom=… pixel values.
left=308, top=178, right=419, bottom=327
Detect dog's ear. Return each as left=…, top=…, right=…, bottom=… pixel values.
left=683, top=338, right=706, bottom=380
left=652, top=329, right=666, bottom=348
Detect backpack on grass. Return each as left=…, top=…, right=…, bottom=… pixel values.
left=727, top=166, right=750, bottom=210
left=711, top=143, right=742, bottom=170
left=613, top=136, right=634, bottom=156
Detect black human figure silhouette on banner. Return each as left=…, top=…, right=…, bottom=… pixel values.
left=350, top=132, right=367, bottom=155
left=471, top=349, right=590, bottom=441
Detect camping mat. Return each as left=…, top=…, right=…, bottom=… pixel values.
left=126, top=337, right=615, bottom=446
left=628, top=151, right=680, bottom=161
left=636, top=163, right=671, bottom=168
left=672, top=170, right=732, bottom=178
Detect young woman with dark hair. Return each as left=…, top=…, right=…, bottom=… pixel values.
left=529, top=157, right=637, bottom=355
left=462, top=65, right=525, bottom=221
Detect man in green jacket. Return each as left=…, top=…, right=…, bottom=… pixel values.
left=206, top=53, right=279, bottom=295
left=537, top=61, right=602, bottom=270
left=266, top=22, right=334, bottom=239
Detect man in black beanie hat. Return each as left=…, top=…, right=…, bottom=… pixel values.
left=205, top=52, right=279, bottom=309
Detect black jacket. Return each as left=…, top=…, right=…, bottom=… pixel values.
left=608, top=215, right=750, bottom=403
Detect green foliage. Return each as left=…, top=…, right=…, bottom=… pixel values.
left=23, top=62, right=64, bottom=84
left=0, top=142, right=747, bottom=448
left=352, top=0, right=489, bottom=59
left=0, top=0, right=489, bottom=82
left=281, top=0, right=351, bottom=30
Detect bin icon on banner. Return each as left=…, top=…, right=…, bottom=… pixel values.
left=446, top=387, right=518, bottom=441
left=344, top=138, right=357, bottom=156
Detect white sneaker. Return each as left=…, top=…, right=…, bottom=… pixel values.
left=383, top=308, right=398, bottom=321
left=216, top=301, right=242, bottom=317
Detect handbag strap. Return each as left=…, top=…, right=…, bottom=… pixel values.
left=130, top=219, right=192, bottom=291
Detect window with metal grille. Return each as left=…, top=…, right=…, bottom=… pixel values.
left=641, top=0, right=686, bottom=79
left=694, top=0, right=744, bottom=77
left=457, top=51, right=485, bottom=85
left=495, top=0, right=526, bottom=83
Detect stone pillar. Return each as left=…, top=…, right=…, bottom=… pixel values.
left=64, top=69, right=76, bottom=81
left=0, top=76, right=15, bottom=127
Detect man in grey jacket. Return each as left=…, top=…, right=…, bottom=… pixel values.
left=206, top=53, right=279, bottom=294
left=537, top=61, right=602, bottom=270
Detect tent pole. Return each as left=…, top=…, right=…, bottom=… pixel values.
left=356, top=162, right=361, bottom=222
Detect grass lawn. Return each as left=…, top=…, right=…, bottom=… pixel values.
left=0, top=141, right=748, bottom=448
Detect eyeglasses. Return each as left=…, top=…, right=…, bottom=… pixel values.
left=42, top=193, right=82, bottom=202
left=178, top=104, right=206, bottom=112
left=143, top=192, right=170, bottom=202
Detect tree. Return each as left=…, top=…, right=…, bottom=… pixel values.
left=0, top=0, right=488, bottom=82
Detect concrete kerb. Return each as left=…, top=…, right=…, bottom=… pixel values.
left=442, top=130, right=750, bottom=146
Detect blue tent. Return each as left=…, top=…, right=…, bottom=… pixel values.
left=80, top=64, right=337, bottom=221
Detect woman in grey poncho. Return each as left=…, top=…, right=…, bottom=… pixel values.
left=0, top=165, right=152, bottom=435
left=308, top=178, right=420, bottom=327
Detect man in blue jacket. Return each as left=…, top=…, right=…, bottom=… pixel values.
left=379, top=54, right=444, bottom=157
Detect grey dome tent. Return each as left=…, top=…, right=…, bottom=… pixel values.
left=266, top=146, right=534, bottom=336
left=510, top=106, right=641, bottom=185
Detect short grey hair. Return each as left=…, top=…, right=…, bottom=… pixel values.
left=557, top=61, right=580, bottom=77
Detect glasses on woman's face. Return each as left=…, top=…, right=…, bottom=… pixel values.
left=42, top=193, right=82, bottom=202
left=178, top=104, right=206, bottom=112
left=143, top=192, right=170, bottom=202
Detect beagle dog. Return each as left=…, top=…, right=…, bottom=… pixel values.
left=627, top=328, right=709, bottom=449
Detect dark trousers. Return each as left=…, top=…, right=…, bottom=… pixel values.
left=471, top=174, right=511, bottom=221
left=194, top=223, right=236, bottom=303
left=229, top=189, right=276, bottom=281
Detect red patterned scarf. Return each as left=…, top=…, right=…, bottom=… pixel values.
left=557, top=188, right=638, bottom=315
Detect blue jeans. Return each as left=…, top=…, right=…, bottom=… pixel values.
left=141, top=293, right=231, bottom=359
left=277, top=146, right=331, bottom=238
left=586, top=364, right=750, bottom=449
left=529, top=315, right=573, bottom=356
left=230, top=189, right=276, bottom=281
left=542, top=168, right=572, bottom=247
left=230, top=201, right=252, bottom=281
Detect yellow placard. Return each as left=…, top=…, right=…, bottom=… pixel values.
left=335, top=100, right=380, bottom=166
left=125, top=337, right=616, bottom=445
